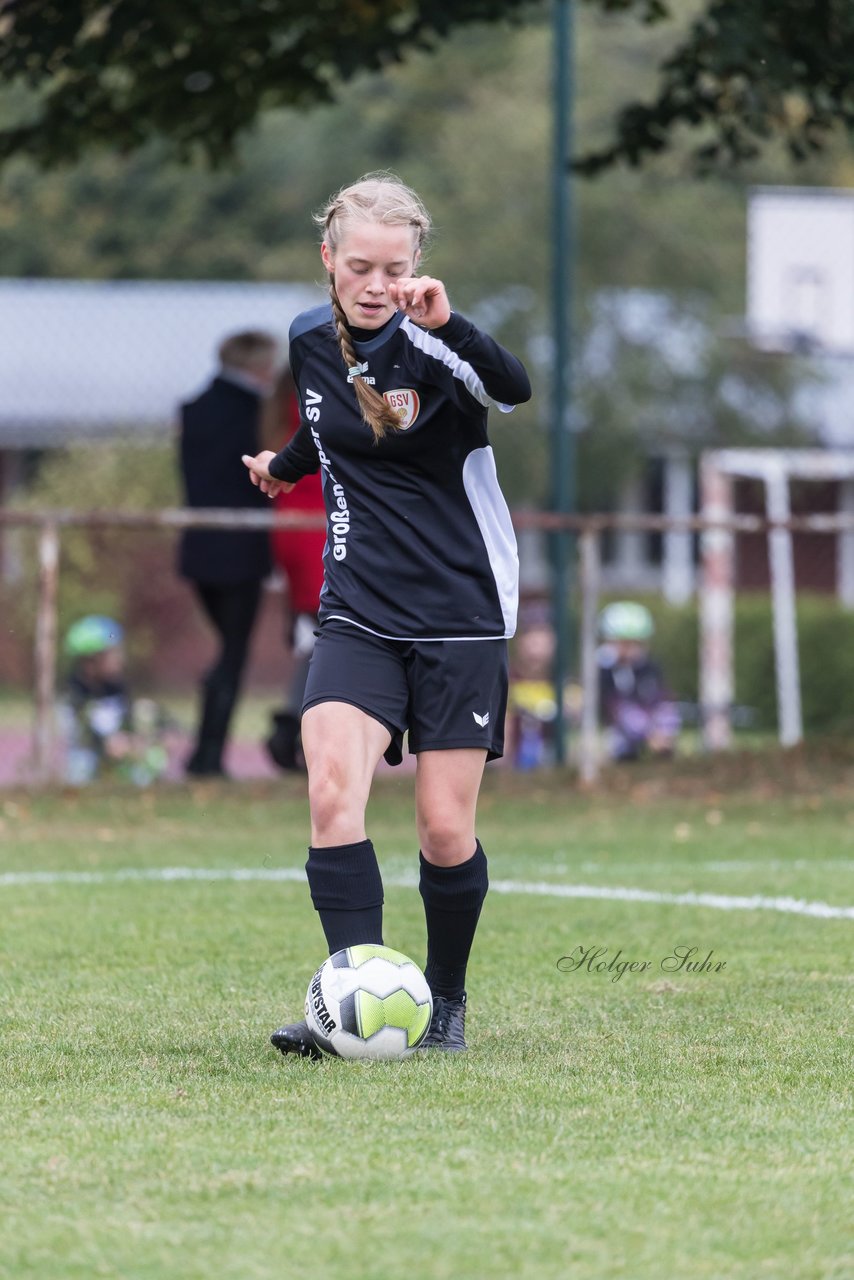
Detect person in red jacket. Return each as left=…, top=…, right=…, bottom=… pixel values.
left=263, top=367, right=326, bottom=771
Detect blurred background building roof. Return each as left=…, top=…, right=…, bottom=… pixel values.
left=0, top=278, right=324, bottom=447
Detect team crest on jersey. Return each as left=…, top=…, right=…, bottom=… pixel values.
left=382, top=388, right=420, bottom=430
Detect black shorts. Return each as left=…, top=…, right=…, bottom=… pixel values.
left=303, top=620, right=509, bottom=766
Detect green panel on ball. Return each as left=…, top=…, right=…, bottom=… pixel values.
left=347, top=944, right=411, bottom=967
left=355, top=990, right=387, bottom=1039
left=354, top=988, right=431, bottom=1045
left=403, top=996, right=431, bottom=1047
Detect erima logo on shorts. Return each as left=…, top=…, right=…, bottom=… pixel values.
left=473, top=711, right=490, bottom=727
left=382, top=388, right=420, bottom=429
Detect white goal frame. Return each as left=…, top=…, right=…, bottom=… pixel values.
left=700, top=448, right=854, bottom=750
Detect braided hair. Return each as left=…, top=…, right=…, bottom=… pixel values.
left=315, top=173, right=432, bottom=444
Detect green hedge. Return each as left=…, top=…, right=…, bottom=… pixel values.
left=603, top=594, right=854, bottom=735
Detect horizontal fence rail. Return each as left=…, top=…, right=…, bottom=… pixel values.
left=7, top=508, right=854, bottom=533
left=2, top=506, right=847, bottom=785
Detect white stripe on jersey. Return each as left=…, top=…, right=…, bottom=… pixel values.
left=400, top=317, right=513, bottom=412
left=462, top=446, right=519, bottom=637
left=323, top=615, right=510, bottom=642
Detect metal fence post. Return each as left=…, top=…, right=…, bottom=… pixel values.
left=33, top=519, right=60, bottom=784
left=578, top=526, right=601, bottom=785
left=765, top=462, right=803, bottom=747
left=699, top=455, right=734, bottom=751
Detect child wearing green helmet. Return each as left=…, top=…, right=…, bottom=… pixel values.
left=61, top=616, right=169, bottom=785
left=597, top=602, right=680, bottom=762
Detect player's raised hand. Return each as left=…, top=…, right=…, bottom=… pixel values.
left=241, top=451, right=294, bottom=498
left=388, top=276, right=451, bottom=329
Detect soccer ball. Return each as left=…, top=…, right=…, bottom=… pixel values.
left=305, top=944, right=433, bottom=1060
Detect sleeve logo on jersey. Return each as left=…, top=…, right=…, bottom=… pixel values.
left=382, top=388, right=420, bottom=430
left=304, top=388, right=323, bottom=422
left=310, top=424, right=350, bottom=561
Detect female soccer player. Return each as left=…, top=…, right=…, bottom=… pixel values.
left=243, top=173, right=531, bottom=1055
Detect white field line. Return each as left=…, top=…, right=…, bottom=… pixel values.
left=488, top=880, right=854, bottom=920
left=579, top=859, right=854, bottom=874
left=0, top=865, right=853, bottom=921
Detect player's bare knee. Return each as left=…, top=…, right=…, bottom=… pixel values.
left=307, top=765, right=344, bottom=818
left=308, top=760, right=367, bottom=838
left=418, top=814, right=474, bottom=865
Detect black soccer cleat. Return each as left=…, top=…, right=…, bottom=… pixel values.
left=270, top=1019, right=323, bottom=1060
left=419, top=993, right=467, bottom=1052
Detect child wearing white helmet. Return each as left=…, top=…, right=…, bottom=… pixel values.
left=597, top=602, right=680, bottom=762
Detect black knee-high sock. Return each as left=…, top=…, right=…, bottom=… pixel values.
left=305, top=840, right=384, bottom=954
left=419, top=841, right=488, bottom=1001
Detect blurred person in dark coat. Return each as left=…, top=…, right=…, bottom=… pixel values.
left=178, top=330, right=279, bottom=777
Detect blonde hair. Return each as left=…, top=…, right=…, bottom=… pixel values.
left=315, top=173, right=432, bottom=443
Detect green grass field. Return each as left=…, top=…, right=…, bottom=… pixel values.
left=2, top=749, right=852, bottom=1280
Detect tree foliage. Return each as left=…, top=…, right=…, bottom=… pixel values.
left=576, top=0, right=854, bottom=174
left=1, top=15, right=843, bottom=511
left=0, top=0, right=531, bottom=166
left=1, top=0, right=853, bottom=173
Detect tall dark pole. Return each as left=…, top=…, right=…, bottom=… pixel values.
left=551, top=0, right=575, bottom=764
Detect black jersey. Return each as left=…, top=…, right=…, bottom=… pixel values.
left=268, top=304, right=531, bottom=641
